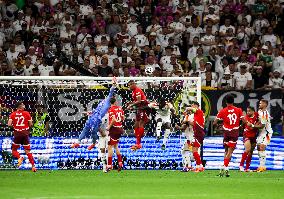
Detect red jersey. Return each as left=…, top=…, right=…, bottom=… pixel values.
left=216, top=105, right=243, bottom=131
left=193, top=108, right=205, bottom=129
left=9, top=110, right=32, bottom=131
left=132, top=87, right=147, bottom=103
left=108, top=105, right=125, bottom=128
left=244, top=112, right=259, bottom=138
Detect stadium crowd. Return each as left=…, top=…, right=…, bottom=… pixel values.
left=0, top=0, right=284, bottom=90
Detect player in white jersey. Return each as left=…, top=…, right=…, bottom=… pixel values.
left=87, top=114, right=109, bottom=173
left=175, top=110, right=195, bottom=172
left=256, top=99, right=273, bottom=172
left=148, top=99, right=176, bottom=150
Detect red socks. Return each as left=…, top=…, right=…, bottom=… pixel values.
left=27, top=153, right=35, bottom=166
left=117, top=154, right=122, bottom=163
left=193, top=151, right=202, bottom=165
left=135, top=127, right=144, bottom=145
left=108, top=156, right=112, bottom=167
left=12, top=150, right=20, bottom=159
left=12, top=144, right=20, bottom=159
left=240, top=152, right=248, bottom=167
left=224, top=158, right=230, bottom=167
left=245, top=154, right=252, bottom=170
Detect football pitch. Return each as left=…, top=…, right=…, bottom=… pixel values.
left=0, top=170, right=283, bottom=199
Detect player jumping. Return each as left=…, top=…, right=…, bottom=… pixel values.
left=148, top=99, right=176, bottom=150
left=256, top=99, right=273, bottom=172
left=176, top=102, right=205, bottom=172
left=214, top=95, right=244, bottom=177
left=175, top=108, right=195, bottom=172
left=239, top=106, right=259, bottom=172
left=127, top=80, right=149, bottom=151
left=8, top=101, right=37, bottom=172
left=106, top=97, right=125, bottom=172
left=71, top=79, right=116, bottom=149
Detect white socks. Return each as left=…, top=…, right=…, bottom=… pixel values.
left=258, top=151, right=266, bottom=167
left=156, top=122, right=162, bottom=137
left=162, top=129, right=170, bottom=145
left=182, top=150, right=191, bottom=168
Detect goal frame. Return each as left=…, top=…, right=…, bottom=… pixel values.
left=0, top=76, right=202, bottom=106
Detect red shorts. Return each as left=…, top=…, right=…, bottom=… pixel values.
left=136, top=109, right=149, bottom=123
left=108, top=127, right=123, bottom=146
left=192, top=125, right=205, bottom=147
left=243, top=136, right=257, bottom=144
left=223, top=129, right=239, bottom=148
left=13, top=130, right=30, bottom=146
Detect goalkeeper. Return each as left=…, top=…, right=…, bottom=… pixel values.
left=71, top=79, right=117, bottom=149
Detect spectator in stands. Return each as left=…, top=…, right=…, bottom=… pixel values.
left=267, top=70, right=284, bottom=89
left=202, top=71, right=218, bottom=88
left=218, top=69, right=234, bottom=90
left=98, top=56, right=112, bottom=77
left=0, top=0, right=281, bottom=94
left=234, top=64, right=252, bottom=90
left=252, top=66, right=268, bottom=90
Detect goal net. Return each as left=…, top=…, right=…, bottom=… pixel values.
left=0, top=76, right=201, bottom=170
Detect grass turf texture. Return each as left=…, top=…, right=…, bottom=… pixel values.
left=0, top=170, right=283, bottom=199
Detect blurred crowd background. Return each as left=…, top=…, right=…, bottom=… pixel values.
left=0, top=0, right=283, bottom=90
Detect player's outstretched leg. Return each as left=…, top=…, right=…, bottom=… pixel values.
left=240, top=139, right=251, bottom=172
left=107, top=144, right=113, bottom=172
left=245, top=143, right=255, bottom=171
left=181, top=150, right=191, bottom=172
left=115, top=144, right=123, bottom=172
left=257, top=144, right=267, bottom=172
left=161, top=126, right=171, bottom=150
left=156, top=118, right=162, bottom=141
left=99, top=148, right=107, bottom=173
left=131, top=121, right=144, bottom=151
left=71, top=123, right=91, bottom=148
left=87, top=126, right=100, bottom=150
left=223, top=146, right=234, bottom=177
left=24, top=145, right=36, bottom=172
left=192, top=147, right=204, bottom=172
left=12, top=143, right=24, bottom=167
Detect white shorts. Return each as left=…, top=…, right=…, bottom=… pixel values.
left=97, top=136, right=109, bottom=149
left=181, top=139, right=192, bottom=151
left=155, top=114, right=171, bottom=124
left=257, top=133, right=272, bottom=146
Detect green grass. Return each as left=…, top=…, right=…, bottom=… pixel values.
left=0, top=170, right=283, bottom=199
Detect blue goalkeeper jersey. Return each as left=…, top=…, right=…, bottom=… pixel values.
left=87, top=86, right=116, bottom=124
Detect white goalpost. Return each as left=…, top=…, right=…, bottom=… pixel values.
left=0, top=76, right=201, bottom=170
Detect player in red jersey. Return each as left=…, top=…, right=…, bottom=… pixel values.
left=127, top=80, right=149, bottom=151
left=106, top=97, right=125, bottom=172
left=8, top=101, right=36, bottom=172
left=182, top=101, right=205, bottom=172
left=213, top=95, right=244, bottom=177
left=239, top=106, right=260, bottom=172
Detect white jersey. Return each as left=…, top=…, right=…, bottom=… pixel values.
left=99, top=114, right=109, bottom=137
left=183, top=113, right=194, bottom=140
left=258, top=109, right=273, bottom=136
left=149, top=102, right=173, bottom=117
